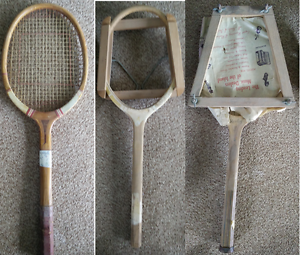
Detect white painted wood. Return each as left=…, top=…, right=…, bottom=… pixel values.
left=221, top=115, right=247, bottom=249
left=264, top=15, right=294, bottom=98
left=115, top=18, right=165, bottom=31
left=188, top=97, right=295, bottom=108
left=190, top=6, right=295, bottom=108
left=212, top=5, right=273, bottom=17
left=190, top=15, right=221, bottom=96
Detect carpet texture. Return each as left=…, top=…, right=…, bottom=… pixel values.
left=0, top=1, right=94, bottom=254
left=185, top=1, right=299, bottom=255
left=96, top=1, right=185, bottom=254
left=1, top=1, right=297, bottom=254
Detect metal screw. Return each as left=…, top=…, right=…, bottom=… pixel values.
left=191, top=94, right=198, bottom=107
left=213, top=4, right=226, bottom=13
left=282, top=98, right=292, bottom=106
left=260, top=4, right=272, bottom=13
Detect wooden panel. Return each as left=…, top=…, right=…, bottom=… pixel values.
left=190, top=6, right=294, bottom=108
left=188, top=97, right=296, bottom=108
left=212, top=5, right=273, bottom=17
left=114, top=18, right=165, bottom=31
left=190, top=14, right=221, bottom=96
left=98, top=12, right=184, bottom=100
left=97, top=16, right=111, bottom=98
left=264, top=15, right=294, bottom=98
left=166, top=14, right=184, bottom=97
left=106, top=29, right=114, bottom=98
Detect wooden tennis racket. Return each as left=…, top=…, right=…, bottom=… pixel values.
left=99, top=6, right=183, bottom=248
left=2, top=4, right=88, bottom=254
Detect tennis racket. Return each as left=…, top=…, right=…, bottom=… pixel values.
left=2, top=4, right=88, bottom=254
left=99, top=6, right=183, bottom=248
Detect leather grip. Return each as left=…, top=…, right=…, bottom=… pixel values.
left=41, top=206, right=54, bottom=255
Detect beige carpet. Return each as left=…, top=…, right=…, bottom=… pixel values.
left=1, top=1, right=297, bottom=254
left=185, top=0, right=299, bottom=254
left=96, top=1, right=185, bottom=254
left=0, top=1, right=94, bottom=254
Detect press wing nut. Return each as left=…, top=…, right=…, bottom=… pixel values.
left=191, top=94, right=198, bottom=107
left=213, top=4, right=226, bottom=13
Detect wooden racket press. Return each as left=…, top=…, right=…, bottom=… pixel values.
left=189, top=5, right=295, bottom=253
left=97, top=6, right=184, bottom=248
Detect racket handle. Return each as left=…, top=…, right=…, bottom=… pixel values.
left=40, top=149, right=53, bottom=255
left=41, top=206, right=54, bottom=255
left=131, top=120, right=146, bottom=248
left=220, top=117, right=246, bottom=252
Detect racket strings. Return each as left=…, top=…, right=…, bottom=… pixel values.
left=7, top=9, right=83, bottom=112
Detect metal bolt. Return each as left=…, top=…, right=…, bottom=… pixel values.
left=191, top=94, right=198, bottom=107
left=282, top=98, right=292, bottom=106
left=260, top=4, right=272, bottom=13
left=213, top=4, right=226, bottom=13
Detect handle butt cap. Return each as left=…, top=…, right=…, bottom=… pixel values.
left=219, top=246, right=234, bottom=253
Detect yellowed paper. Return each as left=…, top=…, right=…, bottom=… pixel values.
left=201, top=17, right=283, bottom=125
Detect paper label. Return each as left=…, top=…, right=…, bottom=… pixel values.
left=203, top=17, right=280, bottom=98
left=201, top=17, right=282, bottom=124
left=40, top=150, right=52, bottom=168
left=131, top=193, right=142, bottom=225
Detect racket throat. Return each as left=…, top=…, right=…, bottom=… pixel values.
left=35, top=116, right=56, bottom=206
left=34, top=114, right=57, bottom=150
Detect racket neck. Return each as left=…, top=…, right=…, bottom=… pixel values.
left=34, top=112, right=57, bottom=206
left=36, top=118, right=55, bottom=151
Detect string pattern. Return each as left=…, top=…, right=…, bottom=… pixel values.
left=7, top=9, right=83, bottom=112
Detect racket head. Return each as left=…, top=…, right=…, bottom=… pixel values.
left=2, top=3, right=88, bottom=119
